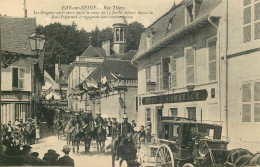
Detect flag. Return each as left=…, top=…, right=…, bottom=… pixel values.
left=101, top=73, right=110, bottom=98
left=101, top=75, right=107, bottom=85
left=83, top=79, right=98, bottom=90
left=119, top=97, right=126, bottom=109
left=45, top=86, right=54, bottom=100
left=110, top=71, right=123, bottom=80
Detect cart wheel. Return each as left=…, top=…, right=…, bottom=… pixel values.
left=155, top=144, right=174, bottom=167
left=182, top=163, right=194, bottom=167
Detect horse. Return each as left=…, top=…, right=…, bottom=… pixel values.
left=111, top=134, right=139, bottom=167
left=63, top=117, right=75, bottom=145
left=95, top=124, right=106, bottom=153
left=71, top=122, right=84, bottom=154
left=83, top=121, right=95, bottom=153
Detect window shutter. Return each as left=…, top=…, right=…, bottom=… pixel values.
left=156, top=63, right=161, bottom=90
left=242, top=83, right=251, bottom=102
left=171, top=57, right=177, bottom=88
left=162, top=58, right=170, bottom=90
left=244, top=0, right=251, bottom=6
left=254, top=82, right=260, bottom=101
left=255, top=2, right=260, bottom=21
left=209, top=41, right=217, bottom=81
left=186, top=48, right=195, bottom=84
left=254, top=103, right=260, bottom=122
left=242, top=104, right=251, bottom=122
left=244, top=7, right=251, bottom=25
left=12, top=68, right=18, bottom=88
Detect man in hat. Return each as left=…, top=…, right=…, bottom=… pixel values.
left=115, top=114, right=134, bottom=160
left=21, top=145, right=47, bottom=166
left=111, top=118, right=118, bottom=140
left=43, top=149, right=60, bottom=165
left=56, top=145, right=74, bottom=166
left=94, top=112, right=105, bottom=127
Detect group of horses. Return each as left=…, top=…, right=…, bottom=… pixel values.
left=54, top=114, right=106, bottom=154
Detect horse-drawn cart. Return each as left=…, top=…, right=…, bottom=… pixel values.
left=139, top=117, right=231, bottom=167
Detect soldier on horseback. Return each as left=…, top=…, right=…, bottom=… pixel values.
left=114, top=114, right=135, bottom=160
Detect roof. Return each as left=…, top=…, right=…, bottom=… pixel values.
left=0, top=16, right=36, bottom=56
left=43, top=70, right=60, bottom=90
left=120, top=50, right=138, bottom=60
left=80, top=45, right=106, bottom=58
left=113, top=16, right=127, bottom=26
left=133, top=0, right=222, bottom=61
left=88, top=60, right=137, bottom=82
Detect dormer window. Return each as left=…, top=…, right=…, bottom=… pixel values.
left=147, top=28, right=155, bottom=48
left=167, top=18, right=173, bottom=31
left=185, top=0, right=202, bottom=25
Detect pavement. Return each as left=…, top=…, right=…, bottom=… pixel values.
left=31, top=135, right=127, bottom=167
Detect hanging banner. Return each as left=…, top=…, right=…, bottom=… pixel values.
left=142, top=89, right=208, bottom=105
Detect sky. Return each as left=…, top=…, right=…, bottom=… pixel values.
left=0, top=0, right=181, bottom=31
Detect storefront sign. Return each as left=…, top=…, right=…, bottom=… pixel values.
left=142, top=89, right=208, bottom=105
left=2, top=92, right=29, bottom=101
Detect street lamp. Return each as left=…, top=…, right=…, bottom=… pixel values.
left=28, top=30, right=46, bottom=125
left=28, top=31, right=46, bottom=56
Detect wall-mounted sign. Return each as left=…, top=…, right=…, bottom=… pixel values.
left=142, top=89, right=208, bottom=105
left=2, top=92, right=29, bottom=101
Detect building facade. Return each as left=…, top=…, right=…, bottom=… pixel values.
left=227, top=0, right=260, bottom=152
left=0, top=16, right=44, bottom=124
left=133, top=0, right=224, bottom=138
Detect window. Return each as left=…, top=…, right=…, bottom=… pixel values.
left=243, top=0, right=260, bottom=43
left=162, top=57, right=170, bottom=90
left=187, top=107, right=196, bottom=120
left=116, top=29, right=119, bottom=41
left=156, top=62, right=162, bottom=90
left=170, top=57, right=177, bottom=88
left=185, top=0, right=202, bottom=25
left=147, top=29, right=155, bottom=49
left=12, top=68, right=25, bottom=89
left=170, top=108, right=178, bottom=116
left=120, top=28, right=124, bottom=41
left=185, top=47, right=196, bottom=85
left=146, top=66, right=151, bottom=92
left=242, top=81, right=260, bottom=122
left=207, top=39, right=217, bottom=81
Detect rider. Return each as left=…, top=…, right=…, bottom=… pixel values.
left=114, top=114, right=134, bottom=160
left=94, top=112, right=105, bottom=127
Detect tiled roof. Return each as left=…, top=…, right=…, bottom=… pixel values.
left=88, top=60, right=137, bottom=82
left=120, top=50, right=138, bottom=60
left=80, top=45, right=106, bottom=57
left=0, top=16, right=36, bottom=55
left=133, top=0, right=222, bottom=61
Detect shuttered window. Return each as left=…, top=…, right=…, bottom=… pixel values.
left=185, top=47, right=195, bottom=85
left=156, top=63, right=162, bottom=91
left=146, top=66, right=151, bottom=92
left=170, top=57, right=177, bottom=88
left=254, top=82, right=260, bottom=122
left=242, top=81, right=260, bottom=122
left=12, top=68, right=24, bottom=89
left=162, top=57, right=170, bottom=90
left=187, top=107, right=196, bottom=120
left=208, top=40, right=217, bottom=81
left=243, top=0, right=260, bottom=42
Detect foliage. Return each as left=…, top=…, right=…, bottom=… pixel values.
left=39, top=21, right=144, bottom=79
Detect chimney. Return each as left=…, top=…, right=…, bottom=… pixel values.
left=55, top=64, right=59, bottom=81
left=102, top=41, right=110, bottom=56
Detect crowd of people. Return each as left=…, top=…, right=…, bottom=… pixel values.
left=0, top=143, right=74, bottom=166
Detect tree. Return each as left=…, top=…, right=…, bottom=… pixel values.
left=126, top=21, right=145, bottom=51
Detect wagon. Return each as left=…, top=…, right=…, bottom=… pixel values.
left=140, top=117, right=230, bottom=167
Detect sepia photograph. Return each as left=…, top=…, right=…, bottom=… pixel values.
left=0, top=0, right=260, bottom=166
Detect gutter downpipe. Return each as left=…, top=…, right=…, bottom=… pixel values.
left=223, top=0, right=229, bottom=141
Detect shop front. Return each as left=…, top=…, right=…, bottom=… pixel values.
left=1, top=91, right=31, bottom=124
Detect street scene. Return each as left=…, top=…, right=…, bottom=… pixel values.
left=1, top=0, right=260, bottom=166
